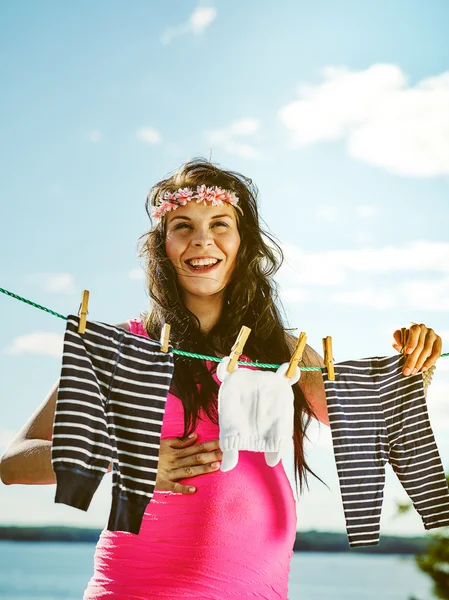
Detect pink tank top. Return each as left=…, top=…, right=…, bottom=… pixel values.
left=83, top=318, right=297, bottom=600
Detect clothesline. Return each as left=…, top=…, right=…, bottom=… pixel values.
left=1, top=286, right=448, bottom=369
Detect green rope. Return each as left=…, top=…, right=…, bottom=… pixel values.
left=2, top=287, right=448, bottom=370
left=171, top=349, right=320, bottom=370
left=1, top=288, right=67, bottom=320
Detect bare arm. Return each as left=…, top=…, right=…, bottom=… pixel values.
left=0, top=321, right=131, bottom=485
left=285, top=333, right=330, bottom=426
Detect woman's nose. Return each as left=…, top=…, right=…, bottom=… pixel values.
left=192, top=228, right=213, bottom=247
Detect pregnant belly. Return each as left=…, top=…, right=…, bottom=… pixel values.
left=142, top=450, right=297, bottom=552
left=89, top=452, right=297, bottom=599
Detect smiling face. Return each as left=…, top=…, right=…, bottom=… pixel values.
left=165, top=201, right=241, bottom=304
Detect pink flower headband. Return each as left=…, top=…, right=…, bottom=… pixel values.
left=151, top=184, right=242, bottom=221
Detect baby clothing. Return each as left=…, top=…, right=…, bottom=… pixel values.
left=323, top=354, right=449, bottom=547
left=216, top=357, right=301, bottom=471
left=51, top=315, right=174, bottom=534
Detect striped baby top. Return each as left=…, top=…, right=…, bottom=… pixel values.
left=51, top=315, right=174, bottom=534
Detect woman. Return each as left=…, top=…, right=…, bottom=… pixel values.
left=0, top=158, right=443, bottom=599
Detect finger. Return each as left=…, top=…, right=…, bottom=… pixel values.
left=404, top=323, right=423, bottom=355
left=422, top=334, right=442, bottom=371
left=411, top=329, right=438, bottom=373
left=171, top=482, right=197, bottom=494
left=403, top=326, right=427, bottom=375
left=176, top=438, right=221, bottom=459
left=392, top=329, right=403, bottom=351
left=176, top=448, right=223, bottom=469
left=168, top=434, right=198, bottom=449
left=155, top=480, right=197, bottom=494
left=172, top=462, right=221, bottom=481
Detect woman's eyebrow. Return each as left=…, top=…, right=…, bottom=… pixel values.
left=170, top=215, right=191, bottom=222
left=169, top=213, right=232, bottom=223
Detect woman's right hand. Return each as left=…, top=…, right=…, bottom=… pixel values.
left=154, top=434, right=223, bottom=494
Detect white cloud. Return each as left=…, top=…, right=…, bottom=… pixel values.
left=136, top=127, right=162, bottom=145
left=326, top=277, right=449, bottom=311
left=283, top=240, right=449, bottom=280
left=129, top=267, right=145, bottom=281
left=280, top=287, right=310, bottom=303
left=279, top=64, right=449, bottom=177
left=205, top=118, right=262, bottom=159
left=85, top=130, right=102, bottom=143
left=281, top=244, right=345, bottom=286
left=315, top=204, right=376, bottom=223
left=280, top=64, right=404, bottom=145
left=279, top=241, right=449, bottom=311
left=190, top=7, right=216, bottom=34
left=161, top=6, right=216, bottom=45
left=3, top=332, right=64, bottom=357
left=356, top=205, right=378, bottom=218
left=228, top=119, right=259, bottom=136
left=25, top=273, right=76, bottom=294
left=44, top=273, right=76, bottom=294
left=332, top=288, right=397, bottom=310
left=400, top=277, right=449, bottom=311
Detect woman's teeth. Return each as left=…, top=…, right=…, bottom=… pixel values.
left=187, top=259, right=219, bottom=268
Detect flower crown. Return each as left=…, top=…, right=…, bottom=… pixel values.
left=151, top=184, right=241, bottom=221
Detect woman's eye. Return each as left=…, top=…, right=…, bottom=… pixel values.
left=174, top=223, right=192, bottom=230
left=172, top=221, right=229, bottom=231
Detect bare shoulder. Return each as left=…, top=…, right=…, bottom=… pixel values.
left=116, top=321, right=130, bottom=331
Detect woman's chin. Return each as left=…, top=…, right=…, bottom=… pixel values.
left=182, top=282, right=226, bottom=299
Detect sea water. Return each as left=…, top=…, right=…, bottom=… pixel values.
left=0, top=541, right=434, bottom=600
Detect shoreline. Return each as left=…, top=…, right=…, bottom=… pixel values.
left=0, top=526, right=431, bottom=554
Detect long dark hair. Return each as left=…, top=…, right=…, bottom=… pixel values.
left=137, top=157, right=323, bottom=496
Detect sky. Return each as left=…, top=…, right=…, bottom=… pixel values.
left=0, top=0, right=448, bottom=537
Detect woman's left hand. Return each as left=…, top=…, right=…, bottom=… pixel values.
left=392, top=323, right=442, bottom=376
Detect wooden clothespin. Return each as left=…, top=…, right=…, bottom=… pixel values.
left=160, top=323, right=171, bottom=353
left=78, top=290, right=89, bottom=334
left=286, top=332, right=308, bottom=379
left=322, top=336, right=335, bottom=381
left=227, top=326, right=251, bottom=373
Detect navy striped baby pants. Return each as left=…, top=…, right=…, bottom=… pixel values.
left=323, top=354, right=449, bottom=547
left=51, top=315, right=174, bottom=534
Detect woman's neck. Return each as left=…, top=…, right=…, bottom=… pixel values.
left=183, top=293, right=224, bottom=334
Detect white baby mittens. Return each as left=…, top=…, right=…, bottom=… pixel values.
left=216, top=358, right=301, bottom=471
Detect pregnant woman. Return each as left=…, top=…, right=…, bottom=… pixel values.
left=0, top=158, right=442, bottom=599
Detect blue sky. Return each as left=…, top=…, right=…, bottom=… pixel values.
left=1, top=0, right=448, bottom=536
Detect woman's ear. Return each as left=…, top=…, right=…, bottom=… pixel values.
left=216, top=356, right=236, bottom=382
left=275, top=362, right=301, bottom=386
